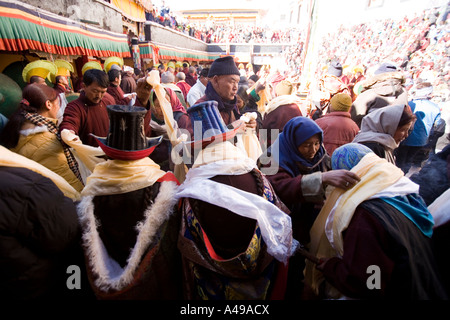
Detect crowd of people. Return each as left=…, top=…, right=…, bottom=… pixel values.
left=282, top=7, right=449, bottom=100
left=0, top=3, right=449, bottom=303
left=144, top=1, right=299, bottom=44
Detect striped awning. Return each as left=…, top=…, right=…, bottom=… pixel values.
left=139, top=41, right=221, bottom=63
left=0, top=0, right=131, bottom=58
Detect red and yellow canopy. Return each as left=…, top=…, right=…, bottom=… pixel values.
left=0, top=0, right=131, bottom=58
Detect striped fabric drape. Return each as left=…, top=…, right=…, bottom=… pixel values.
left=0, top=0, right=131, bottom=58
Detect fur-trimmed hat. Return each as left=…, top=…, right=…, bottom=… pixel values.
left=330, top=93, right=352, bottom=112
left=208, top=56, right=240, bottom=78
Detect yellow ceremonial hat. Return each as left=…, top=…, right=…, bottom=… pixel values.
left=82, top=61, right=103, bottom=75
left=22, top=60, right=58, bottom=83
left=352, top=65, right=364, bottom=74
left=167, top=61, right=175, bottom=69
left=50, top=59, right=74, bottom=83
left=175, top=61, right=183, bottom=68
left=104, top=56, right=124, bottom=73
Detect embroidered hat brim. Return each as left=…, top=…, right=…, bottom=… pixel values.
left=184, top=119, right=244, bottom=149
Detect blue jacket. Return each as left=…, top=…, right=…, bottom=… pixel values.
left=403, top=98, right=443, bottom=147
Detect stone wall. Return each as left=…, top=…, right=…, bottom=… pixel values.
left=144, top=22, right=207, bottom=51
left=21, top=0, right=123, bottom=33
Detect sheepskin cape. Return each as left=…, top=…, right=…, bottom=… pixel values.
left=77, top=172, right=182, bottom=299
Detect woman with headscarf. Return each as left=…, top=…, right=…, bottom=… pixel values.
left=352, top=104, right=416, bottom=164
left=259, top=116, right=360, bottom=299
left=305, top=143, right=447, bottom=300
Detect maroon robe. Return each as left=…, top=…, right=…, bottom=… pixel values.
left=54, top=83, right=67, bottom=95
left=60, top=91, right=152, bottom=147
left=176, top=81, right=191, bottom=102
left=120, top=73, right=136, bottom=94
left=107, top=84, right=131, bottom=106
left=59, top=91, right=115, bottom=147
left=315, top=111, right=360, bottom=156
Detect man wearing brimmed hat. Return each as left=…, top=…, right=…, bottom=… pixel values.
left=315, top=92, right=360, bottom=156
left=77, top=104, right=183, bottom=299
left=174, top=100, right=296, bottom=300
left=195, top=56, right=257, bottom=130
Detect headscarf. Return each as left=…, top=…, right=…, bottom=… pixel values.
left=331, top=143, right=434, bottom=238
left=352, top=104, right=405, bottom=151
left=331, top=143, right=374, bottom=171
left=269, top=116, right=326, bottom=177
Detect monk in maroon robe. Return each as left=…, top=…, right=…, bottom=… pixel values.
left=60, top=69, right=152, bottom=147
left=107, top=69, right=133, bottom=106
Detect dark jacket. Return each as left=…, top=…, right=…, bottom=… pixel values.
left=409, top=144, right=450, bottom=205
left=321, top=199, right=448, bottom=300
left=0, top=166, right=82, bottom=300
